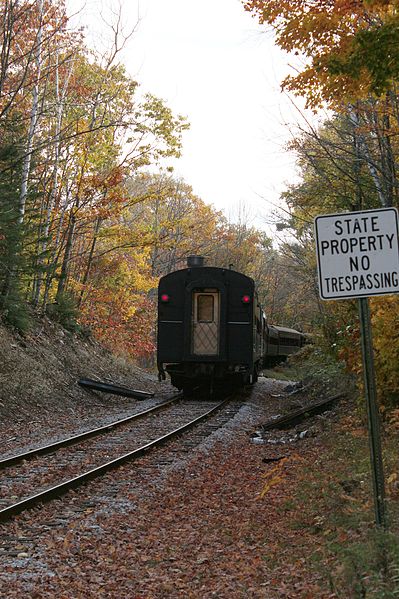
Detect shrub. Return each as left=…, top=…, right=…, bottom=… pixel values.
left=46, top=292, right=80, bottom=332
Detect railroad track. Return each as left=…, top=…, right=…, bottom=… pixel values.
left=260, top=393, right=344, bottom=432
left=0, top=394, right=182, bottom=470
left=0, top=394, right=232, bottom=522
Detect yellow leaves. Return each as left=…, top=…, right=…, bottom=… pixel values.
left=370, top=296, right=399, bottom=407
left=258, top=473, right=285, bottom=499
left=244, top=0, right=399, bottom=107
left=257, top=454, right=301, bottom=499
left=258, top=457, right=289, bottom=499
left=333, top=296, right=399, bottom=409
left=364, top=0, right=397, bottom=9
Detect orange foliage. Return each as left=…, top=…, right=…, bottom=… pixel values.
left=243, top=0, right=399, bottom=107
left=370, top=296, right=399, bottom=406
left=80, top=286, right=156, bottom=361
left=335, top=297, right=399, bottom=408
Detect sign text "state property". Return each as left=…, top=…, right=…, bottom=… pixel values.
left=320, top=216, right=396, bottom=256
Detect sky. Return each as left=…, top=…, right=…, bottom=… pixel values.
left=67, top=0, right=315, bottom=232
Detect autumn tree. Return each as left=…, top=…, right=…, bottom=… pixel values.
left=275, top=113, right=399, bottom=404
left=0, top=0, right=190, bottom=336
left=243, top=0, right=399, bottom=107
left=47, top=55, right=188, bottom=305
left=76, top=172, right=221, bottom=360
left=0, top=0, right=76, bottom=327
left=243, top=0, right=399, bottom=405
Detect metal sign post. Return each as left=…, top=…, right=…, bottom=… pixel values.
left=314, top=207, right=399, bottom=528
left=358, top=297, right=386, bottom=527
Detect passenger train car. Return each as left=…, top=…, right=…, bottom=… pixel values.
left=157, top=256, right=306, bottom=392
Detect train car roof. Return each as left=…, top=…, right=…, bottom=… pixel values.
left=271, top=325, right=303, bottom=335
left=159, top=266, right=255, bottom=286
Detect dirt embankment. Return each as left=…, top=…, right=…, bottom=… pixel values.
left=0, top=315, right=170, bottom=428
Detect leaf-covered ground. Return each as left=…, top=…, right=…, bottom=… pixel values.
left=0, top=422, right=327, bottom=596
left=2, top=380, right=396, bottom=599
left=0, top=317, right=397, bottom=598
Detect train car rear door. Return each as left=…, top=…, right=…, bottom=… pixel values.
left=192, top=291, right=220, bottom=355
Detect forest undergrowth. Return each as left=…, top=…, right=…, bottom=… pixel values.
left=268, top=349, right=399, bottom=598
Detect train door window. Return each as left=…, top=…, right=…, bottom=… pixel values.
left=192, top=291, right=220, bottom=355
left=197, top=294, right=214, bottom=322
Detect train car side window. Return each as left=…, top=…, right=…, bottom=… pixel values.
left=197, top=294, right=214, bottom=322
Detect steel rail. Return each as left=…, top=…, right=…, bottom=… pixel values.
left=0, top=398, right=229, bottom=522
left=261, top=393, right=345, bottom=432
left=0, top=394, right=182, bottom=470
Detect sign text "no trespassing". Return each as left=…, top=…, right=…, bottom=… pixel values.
left=314, top=208, right=399, bottom=300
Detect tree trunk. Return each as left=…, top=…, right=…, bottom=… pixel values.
left=18, top=0, right=44, bottom=225
left=78, top=216, right=102, bottom=306
left=33, top=48, right=74, bottom=306
left=349, top=108, right=388, bottom=207
left=56, top=211, right=76, bottom=300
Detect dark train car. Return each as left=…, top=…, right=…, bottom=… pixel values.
left=157, top=256, right=264, bottom=391
left=273, top=325, right=305, bottom=356
left=157, top=256, right=307, bottom=392
left=262, top=325, right=305, bottom=367
left=263, top=324, right=279, bottom=366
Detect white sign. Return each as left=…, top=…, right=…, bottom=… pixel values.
left=314, top=208, right=399, bottom=300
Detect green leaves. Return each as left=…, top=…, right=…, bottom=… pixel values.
left=328, top=22, right=399, bottom=96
